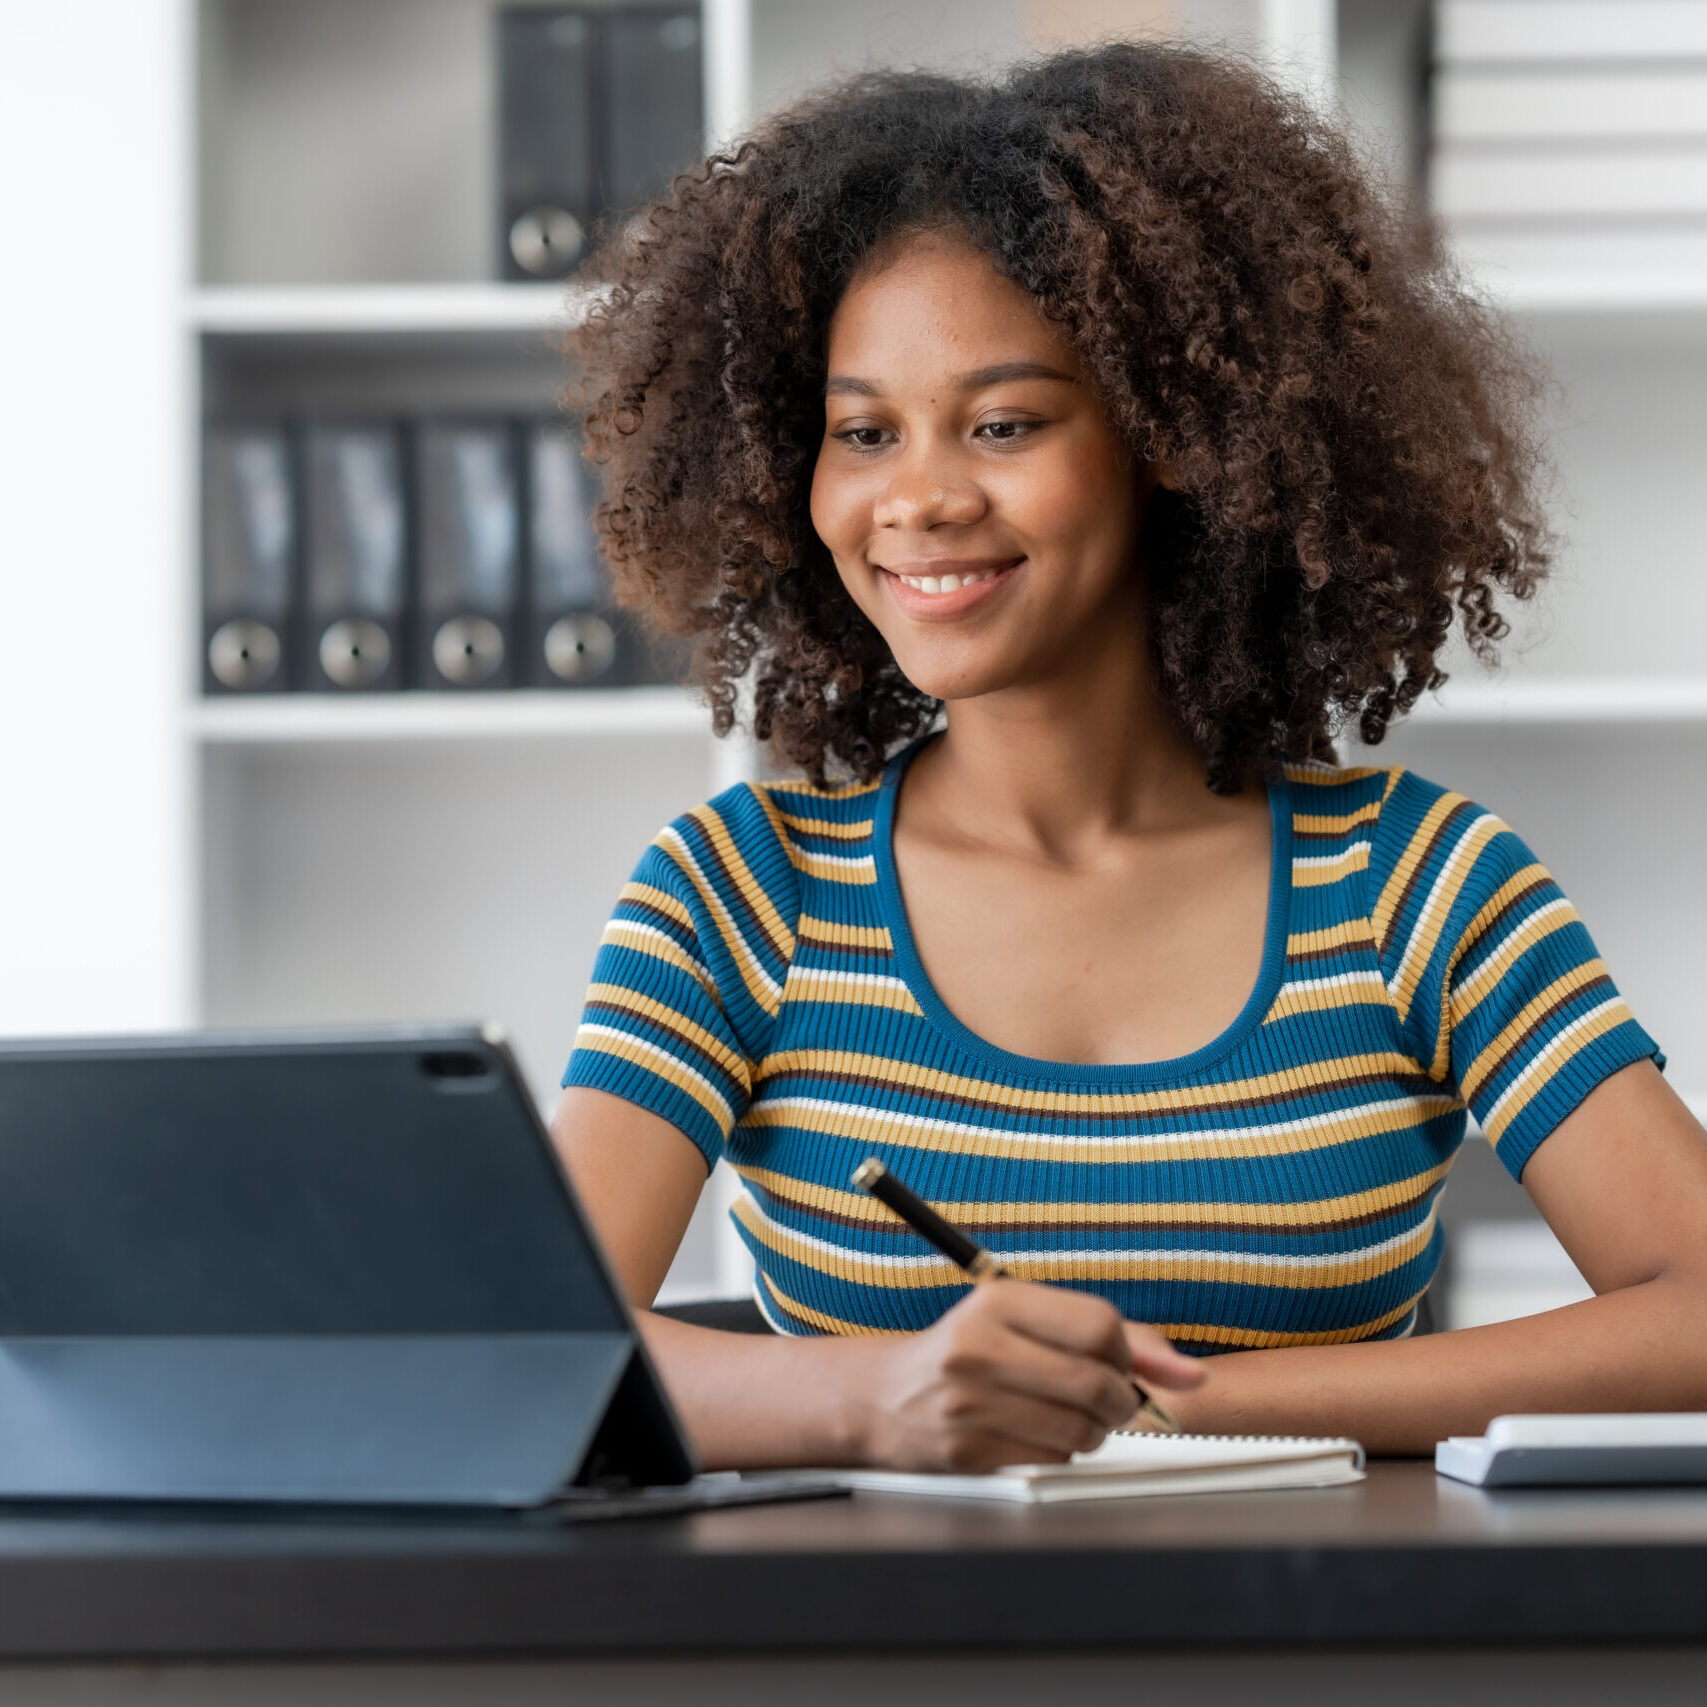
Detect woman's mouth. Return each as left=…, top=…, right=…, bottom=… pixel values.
left=879, top=558, right=1023, bottom=619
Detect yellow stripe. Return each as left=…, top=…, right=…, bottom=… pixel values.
left=737, top=1197, right=1436, bottom=1291
left=658, top=825, right=782, bottom=1014
left=753, top=1046, right=1427, bottom=1115
left=1294, top=801, right=1383, bottom=837
left=760, top=1275, right=1424, bottom=1347
left=1282, top=762, right=1389, bottom=787
left=1371, top=790, right=1467, bottom=954
left=571, top=1028, right=737, bottom=1135
left=582, top=983, right=749, bottom=1083
left=1446, top=869, right=1571, bottom=1024
left=1459, top=960, right=1612, bottom=1104
left=682, top=801, right=797, bottom=961
left=796, top=913, right=894, bottom=951
left=759, top=1274, right=897, bottom=1336
left=619, top=880, right=694, bottom=932
left=599, top=922, right=721, bottom=1005
left=1158, top=1292, right=1422, bottom=1349
left=783, top=971, right=925, bottom=1014
left=1286, top=919, right=1378, bottom=958
left=1387, top=812, right=1505, bottom=1025
left=1292, top=844, right=1370, bottom=887
left=1482, top=996, right=1636, bottom=1146
left=775, top=810, right=874, bottom=842
left=758, top=776, right=882, bottom=808
left=740, top=1090, right=1458, bottom=1166
left=793, top=850, right=878, bottom=885
left=735, top=1158, right=1452, bottom=1231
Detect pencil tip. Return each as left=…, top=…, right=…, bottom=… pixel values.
left=851, top=1158, right=886, bottom=1191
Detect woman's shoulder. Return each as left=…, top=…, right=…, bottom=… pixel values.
left=638, top=770, right=885, bottom=923
left=1279, top=755, right=1536, bottom=912
left=1280, top=754, right=1498, bottom=835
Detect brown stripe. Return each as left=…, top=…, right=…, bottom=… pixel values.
left=582, top=999, right=745, bottom=1096
left=1286, top=941, right=1375, bottom=966
left=759, top=1065, right=1437, bottom=1124
left=796, top=930, right=893, bottom=959
left=1470, top=973, right=1615, bottom=1095
left=1379, top=799, right=1476, bottom=960
left=1450, top=876, right=1555, bottom=971
left=754, top=1178, right=1445, bottom=1242
left=1292, top=825, right=1369, bottom=843
left=621, top=897, right=697, bottom=940
left=755, top=1273, right=827, bottom=1335
left=681, top=817, right=789, bottom=967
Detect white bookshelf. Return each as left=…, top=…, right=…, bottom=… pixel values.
left=187, top=687, right=709, bottom=745
left=188, top=283, right=586, bottom=336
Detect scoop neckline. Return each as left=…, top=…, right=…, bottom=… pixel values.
left=872, top=734, right=1294, bottom=1085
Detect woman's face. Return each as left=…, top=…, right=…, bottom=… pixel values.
left=810, top=231, right=1166, bottom=704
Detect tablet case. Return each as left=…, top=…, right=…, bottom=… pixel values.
left=0, top=1028, right=695, bottom=1505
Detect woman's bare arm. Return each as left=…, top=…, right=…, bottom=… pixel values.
left=549, top=1085, right=1204, bottom=1471
left=1154, top=1059, right=1707, bottom=1452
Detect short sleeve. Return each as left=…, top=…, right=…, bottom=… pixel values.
left=1371, top=772, right=1664, bottom=1181
left=562, top=785, right=799, bottom=1171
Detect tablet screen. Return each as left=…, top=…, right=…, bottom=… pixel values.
left=0, top=1030, right=626, bottom=1337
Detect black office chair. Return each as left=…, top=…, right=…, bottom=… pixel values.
left=652, top=1298, right=772, bottom=1333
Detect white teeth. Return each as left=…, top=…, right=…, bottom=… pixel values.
left=901, top=569, right=995, bottom=595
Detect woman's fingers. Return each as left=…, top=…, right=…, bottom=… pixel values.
left=935, top=1391, right=1111, bottom=1468
left=982, top=1278, right=1207, bottom=1390
left=1123, top=1319, right=1208, bottom=1389
left=958, top=1322, right=1139, bottom=1431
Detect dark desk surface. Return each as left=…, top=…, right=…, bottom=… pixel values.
left=3, top=1461, right=1706, bottom=1661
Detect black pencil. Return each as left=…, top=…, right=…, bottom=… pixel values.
left=851, top=1157, right=1181, bottom=1434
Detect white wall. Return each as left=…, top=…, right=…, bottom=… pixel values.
left=0, top=0, right=192, bottom=1035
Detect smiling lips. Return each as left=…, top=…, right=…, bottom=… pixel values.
left=879, top=557, right=1023, bottom=618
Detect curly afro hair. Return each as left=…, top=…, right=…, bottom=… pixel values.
left=569, top=40, right=1553, bottom=791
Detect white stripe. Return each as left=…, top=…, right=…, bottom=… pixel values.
left=1293, top=838, right=1371, bottom=870
left=1454, top=897, right=1573, bottom=999
left=606, top=917, right=712, bottom=968
left=741, top=1194, right=1436, bottom=1274
left=789, top=969, right=915, bottom=995
left=1388, top=812, right=1499, bottom=1000
left=794, top=849, right=877, bottom=871
left=1277, top=970, right=1390, bottom=997
left=576, top=1023, right=736, bottom=1124
left=749, top=1091, right=1459, bottom=1153
left=658, top=827, right=783, bottom=1003
left=1480, top=997, right=1627, bottom=1132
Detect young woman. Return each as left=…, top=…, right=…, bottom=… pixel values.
left=551, top=44, right=1707, bottom=1468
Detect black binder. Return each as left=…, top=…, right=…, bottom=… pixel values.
left=414, top=422, right=521, bottom=690
left=302, top=422, right=409, bottom=692
left=523, top=421, right=626, bottom=687
left=202, top=424, right=297, bottom=694
left=498, top=5, right=705, bottom=280
left=499, top=7, right=597, bottom=279
left=601, top=7, right=704, bottom=211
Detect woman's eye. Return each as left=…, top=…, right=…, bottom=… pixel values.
left=975, top=419, right=1042, bottom=443
left=833, top=426, right=891, bottom=450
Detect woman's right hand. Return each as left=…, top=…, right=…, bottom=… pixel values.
left=847, top=1278, right=1208, bottom=1472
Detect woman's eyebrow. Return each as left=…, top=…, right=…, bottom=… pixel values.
left=825, top=360, right=1075, bottom=399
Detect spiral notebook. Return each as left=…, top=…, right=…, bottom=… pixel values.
left=794, top=1432, right=1365, bottom=1504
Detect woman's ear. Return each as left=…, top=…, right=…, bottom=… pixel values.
left=1153, top=460, right=1181, bottom=491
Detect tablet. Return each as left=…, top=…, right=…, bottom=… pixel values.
left=0, top=1024, right=836, bottom=1513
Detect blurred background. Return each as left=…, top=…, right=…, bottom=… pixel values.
left=1, top=0, right=1702, bottom=1322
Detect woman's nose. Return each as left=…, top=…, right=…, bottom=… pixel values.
left=872, top=454, right=987, bottom=532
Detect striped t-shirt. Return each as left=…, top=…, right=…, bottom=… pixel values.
left=564, top=736, right=1661, bottom=1348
